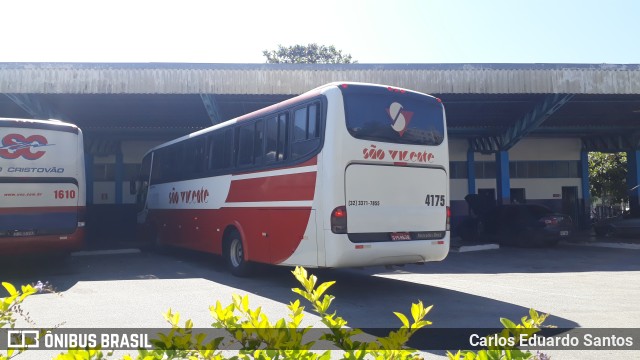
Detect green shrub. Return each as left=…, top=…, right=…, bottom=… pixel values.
left=1, top=282, right=37, bottom=360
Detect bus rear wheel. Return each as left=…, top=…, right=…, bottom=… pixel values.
left=153, top=228, right=168, bottom=254
left=225, top=230, right=253, bottom=277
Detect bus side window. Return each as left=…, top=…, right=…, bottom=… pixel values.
left=136, top=154, right=152, bottom=210
left=254, top=119, right=265, bottom=165
left=185, top=137, right=206, bottom=176
left=168, top=143, right=185, bottom=181
left=236, top=123, right=255, bottom=167
left=278, top=113, right=289, bottom=161
left=150, top=149, right=165, bottom=184
left=209, top=130, right=233, bottom=171
left=265, top=116, right=278, bottom=163
left=308, top=103, right=319, bottom=139
left=292, top=102, right=321, bottom=160
left=266, top=113, right=289, bottom=164
left=293, top=108, right=307, bottom=141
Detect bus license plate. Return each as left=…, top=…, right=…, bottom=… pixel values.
left=390, top=232, right=411, bottom=241
left=560, top=231, right=569, bottom=236
left=12, top=230, right=35, bottom=237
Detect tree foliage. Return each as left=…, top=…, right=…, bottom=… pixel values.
left=263, top=44, right=356, bottom=64
left=588, top=152, right=627, bottom=204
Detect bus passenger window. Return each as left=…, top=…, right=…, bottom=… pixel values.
left=291, top=103, right=322, bottom=160
left=151, top=149, right=167, bottom=183
left=278, top=114, right=288, bottom=161
left=308, top=104, right=318, bottom=139
left=187, top=138, right=206, bottom=175
left=294, top=108, right=307, bottom=141
left=209, top=130, right=233, bottom=171
left=254, top=120, right=264, bottom=165
left=167, top=144, right=185, bottom=181
left=237, top=124, right=255, bottom=166
left=266, top=114, right=289, bottom=163
left=265, top=117, right=278, bottom=163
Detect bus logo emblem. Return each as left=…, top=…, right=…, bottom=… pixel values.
left=0, top=134, right=52, bottom=160
left=387, top=102, right=414, bottom=137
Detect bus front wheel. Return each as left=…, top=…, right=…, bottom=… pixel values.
left=225, top=230, right=253, bottom=277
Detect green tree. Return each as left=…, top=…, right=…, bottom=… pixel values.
left=589, top=152, right=628, bottom=204
left=263, top=44, right=356, bottom=64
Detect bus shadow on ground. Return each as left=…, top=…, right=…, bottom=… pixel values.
left=2, top=241, right=636, bottom=287
left=0, top=247, right=582, bottom=352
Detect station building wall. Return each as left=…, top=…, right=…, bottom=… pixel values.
left=86, top=137, right=585, bottom=240
left=449, top=138, right=584, bottom=232
left=85, top=140, right=163, bottom=244
left=89, top=141, right=163, bottom=205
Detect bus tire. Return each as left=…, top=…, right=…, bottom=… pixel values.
left=224, top=230, right=253, bottom=277
left=153, top=228, right=168, bottom=253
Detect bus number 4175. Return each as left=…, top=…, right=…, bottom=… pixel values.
left=425, top=194, right=445, bottom=206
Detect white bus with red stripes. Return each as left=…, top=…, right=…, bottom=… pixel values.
left=135, top=82, right=450, bottom=276
left=0, top=118, right=86, bottom=256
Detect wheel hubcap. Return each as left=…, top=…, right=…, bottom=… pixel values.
left=230, top=239, right=243, bottom=268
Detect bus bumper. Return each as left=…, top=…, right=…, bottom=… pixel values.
left=0, top=228, right=85, bottom=256
left=322, top=230, right=450, bottom=268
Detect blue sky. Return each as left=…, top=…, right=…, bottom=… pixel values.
left=2, top=0, right=639, bottom=64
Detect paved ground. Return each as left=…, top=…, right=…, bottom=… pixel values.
left=451, top=228, right=640, bottom=251
left=1, top=231, right=639, bottom=360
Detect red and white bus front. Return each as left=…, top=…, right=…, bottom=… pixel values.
left=0, top=119, right=86, bottom=256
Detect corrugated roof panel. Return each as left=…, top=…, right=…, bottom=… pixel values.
left=1, top=63, right=640, bottom=95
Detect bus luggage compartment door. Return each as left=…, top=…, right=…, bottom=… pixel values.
left=344, top=164, right=447, bottom=238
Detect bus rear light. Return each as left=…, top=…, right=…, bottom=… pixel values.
left=387, top=86, right=406, bottom=94
left=446, top=206, right=451, bottom=231
left=331, top=206, right=348, bottom=234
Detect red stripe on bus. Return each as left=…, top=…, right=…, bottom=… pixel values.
left=226, top=171, right=317, bottom=203
left=147, top=207, right=311, bottom=264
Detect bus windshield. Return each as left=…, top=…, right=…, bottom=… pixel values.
left=341, top=85, right=445, bottom=146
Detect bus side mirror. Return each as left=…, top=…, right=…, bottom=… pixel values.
left=130, top=180, right=140, bottom=195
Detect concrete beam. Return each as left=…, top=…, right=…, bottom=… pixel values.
left=200, top=94, right=222, bottom=125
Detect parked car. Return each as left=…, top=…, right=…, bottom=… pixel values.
left=593, top=185, right=640, bottom=238
left=460, top=194, right=573, bottom=247
left=593, top=212, right=640, bottom=237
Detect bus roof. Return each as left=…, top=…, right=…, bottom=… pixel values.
left=0, top=118, right=80, bottom=134
left=143, top=82, right=433, bottom=156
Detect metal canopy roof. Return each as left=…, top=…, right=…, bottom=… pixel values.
left=1, top=62, right=639, bottom=152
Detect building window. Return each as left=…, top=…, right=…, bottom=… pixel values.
left=450, top=161, right=468, bottom=179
